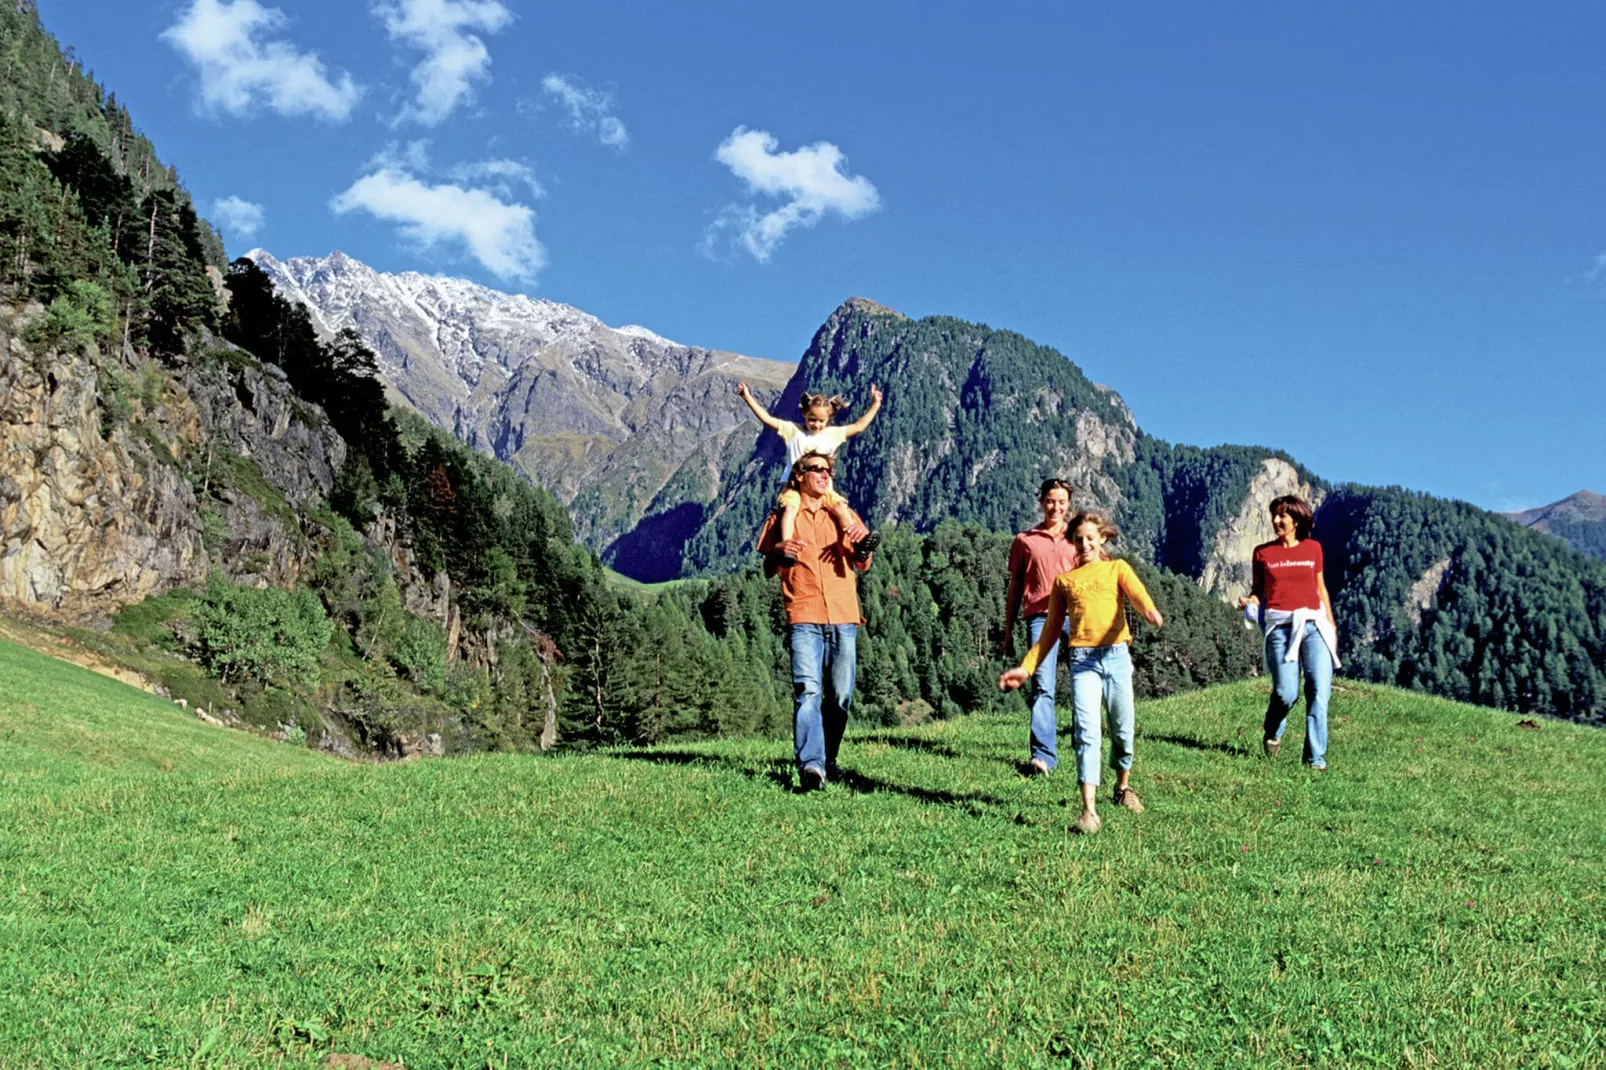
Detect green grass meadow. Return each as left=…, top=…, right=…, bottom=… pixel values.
left=2, top=636, right=1603, bottom=1067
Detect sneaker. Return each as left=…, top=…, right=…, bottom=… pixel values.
left=1308, top=762, right=1327, bottom=772
left=1263, top=737, right=1281, bottom=759
left=1113, top=787, right=1144, bottom=813
left=852, top=530, right=882, bottom=562
left=1029, top=758, right=1050, bottom=776
left=799, top=764, right=826, bottom=791
left=826, top=760, right=844, bottom=781
left=1075, top=810, right=1102, bottom=835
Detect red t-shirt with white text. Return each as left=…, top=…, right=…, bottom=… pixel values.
left=1252, top=539, right=1324, bottom=611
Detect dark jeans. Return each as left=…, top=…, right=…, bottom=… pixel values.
left=789, top=623, right=858, bottom=773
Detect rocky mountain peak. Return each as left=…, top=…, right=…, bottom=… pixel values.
left=241, top=249, right=794, bottom=559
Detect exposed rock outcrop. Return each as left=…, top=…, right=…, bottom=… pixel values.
left=0, top=304, right=342, bottom=619
left=1198, top=458, right=1327, bottom=602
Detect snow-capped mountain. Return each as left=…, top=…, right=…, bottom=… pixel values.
left=245, top=250, right=795, bottom=562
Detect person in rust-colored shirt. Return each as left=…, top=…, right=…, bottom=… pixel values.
left=1002, top=479, right=1079, bottom=775
left=756, top=451, right=873, bottom=791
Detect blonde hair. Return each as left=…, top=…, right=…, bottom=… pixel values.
left=1070, top=510, right=1120, bottom=558
left=800, top=392, right=849, bottom=419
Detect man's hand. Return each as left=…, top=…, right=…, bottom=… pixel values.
left=1235, top=594, right=1258, bottom=610
left=778, top=538, right=808, bottom=560
left=999, top=667, right=1029, bottom=691
left=843, top=520, right=869, bottom=545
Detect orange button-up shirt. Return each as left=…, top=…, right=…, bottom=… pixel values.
left=756, top=500, right=865, bottom=625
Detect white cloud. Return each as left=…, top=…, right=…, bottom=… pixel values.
left=448, top=158, right=545, bottom=199
left=330, top=159, right=543, bottom=281
left=211, top=195, right=266, bottom=238
left=539, top=74, right=629, bottom=149
left=1582, top=251, right=1606, bottom=291
left=706, top=127, right=880, bottom=262
left=161, top=0, right=361, bottom=121
left=375, top=0, right=513, bottom=127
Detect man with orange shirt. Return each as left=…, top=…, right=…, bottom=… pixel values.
left=757, top=451, right=874, bottom=791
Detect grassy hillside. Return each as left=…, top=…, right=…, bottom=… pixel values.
left=1, top=638, right=1602, bottom=1067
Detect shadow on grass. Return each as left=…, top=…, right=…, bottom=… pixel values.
left=855, top=732, right=963, bottom=758
left=609, top=748, right=1009, bottom=816
left=1144, top=731, right=1249, bottom=758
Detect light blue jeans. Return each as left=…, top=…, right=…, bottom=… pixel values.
left=1025, top=613, right=1070, bottom=769
left=789, top=623, right=857, bottom=774
left=1066, top=643, right=1135, bottom=786
left=1263, top=620, right=1332, bottom=768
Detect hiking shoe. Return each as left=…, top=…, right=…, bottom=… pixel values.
left=1113, top=787, right=1144, bottom=814
left=1074, top=811, right=1102, bottom=835
left=1308, top=762, right=1327, bottom=773
left=852, top=530, right=882, bottom=562
left=800, top=764, right=826, bottom=792
left=826, top=760, right=845, bottom=781
left=1029, top=758, right=1050, bottom=776
left=1263, top=737, right=1281, bottom=759
left=778, top=553, right=798, bottom=567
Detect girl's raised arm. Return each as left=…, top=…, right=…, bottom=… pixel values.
left=736, top=381, right=786, bottom=432
left=842, top=384, right=884, bottom=438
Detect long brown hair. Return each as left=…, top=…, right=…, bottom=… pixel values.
left=1069, top=509, right=1120, bottom=559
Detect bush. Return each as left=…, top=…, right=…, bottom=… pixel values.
left=191, top=574, right=333, bottom=687
left=393, top=614, right=447, bottom=691
left=27, top=279, right=114, bottom=353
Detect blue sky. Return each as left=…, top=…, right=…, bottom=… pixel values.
left=38, top=1, right=1606, bottom=512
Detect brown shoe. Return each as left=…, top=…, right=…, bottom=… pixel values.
left=1074, top=810, right=1102, bottom=835
left=1263, top=737, right=1281, bottom=759
left=1113, top=787, right=1144, bottom=814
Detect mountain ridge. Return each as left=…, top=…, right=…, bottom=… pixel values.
left=245, top=249, right=795, bottom=553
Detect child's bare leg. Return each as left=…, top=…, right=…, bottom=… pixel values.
left=831, top=501, right=858, bottom=548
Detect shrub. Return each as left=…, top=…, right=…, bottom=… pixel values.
left=393, top=615, right=447, bottom=692
left=191, top=574, right=333, bottom=687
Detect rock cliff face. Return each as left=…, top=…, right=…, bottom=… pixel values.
left=0, top=303, right=343, bottom=619
left=1197, top=458, right=1327, bottom=602
left=245, top=250, right=794, bottom=558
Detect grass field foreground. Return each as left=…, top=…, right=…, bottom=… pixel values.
left=1, top=636, right=1603, bottom=1067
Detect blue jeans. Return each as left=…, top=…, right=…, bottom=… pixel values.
left=1263, top=620, right=1332, bottom=767
left=1066, top=643, right=1135, bottom=786
left=1025, top=613, right=1070, bottom=769
left=789, top=624, right=857, bottom=774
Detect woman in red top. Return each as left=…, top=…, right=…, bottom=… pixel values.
left=1238, top=495, right=1339, bottom=770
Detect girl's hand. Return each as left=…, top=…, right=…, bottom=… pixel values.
left=1144, top=609, right=1165, bottom=627
left=869, top=383, right=883, bottom=404
left=735, top=380, right=750, bottom=398
left=999, top=667, right=1029, bottom=691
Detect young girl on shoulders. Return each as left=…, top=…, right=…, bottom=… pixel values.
left=999, top=510, right=1164, bottom=835
left=737, top=381, right=883, bottom=557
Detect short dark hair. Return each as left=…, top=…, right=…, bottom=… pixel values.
left=1269, top=495, right=1314, bottom=540
left=1038, top=478, right=1073, bottom=502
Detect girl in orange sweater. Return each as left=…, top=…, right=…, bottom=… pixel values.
left=999, top=511, right=1164, bottom=834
